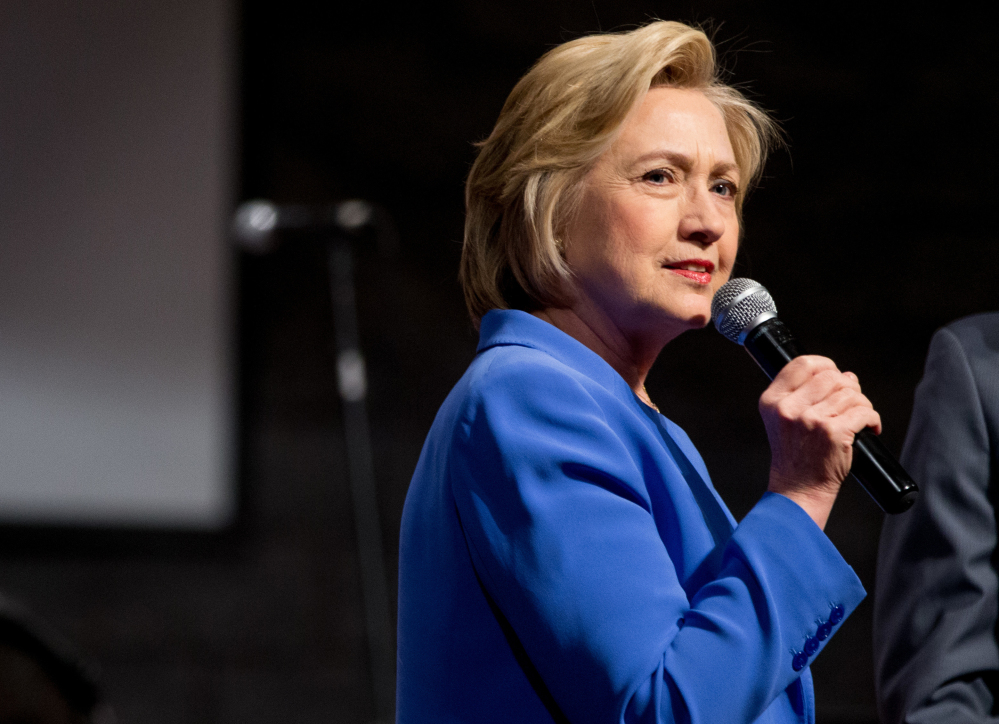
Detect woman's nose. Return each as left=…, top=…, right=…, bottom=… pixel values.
left=678, top=187, right=725, bottom=246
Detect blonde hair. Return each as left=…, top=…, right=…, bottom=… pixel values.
left=460, top=20, right=781, bottom=326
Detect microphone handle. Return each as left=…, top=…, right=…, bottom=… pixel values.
left=743, top=319, right=918, bottom=514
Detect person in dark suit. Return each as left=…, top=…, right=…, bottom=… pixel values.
left=875, top=312, right=999, bottom=723
left=398, top=20, right=879, bottom=723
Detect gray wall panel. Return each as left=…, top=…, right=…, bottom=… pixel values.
left=0, top=0, right=236, bottom=527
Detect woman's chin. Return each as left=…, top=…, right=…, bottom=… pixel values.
left=678, top=313, right=711, bottom=333
left=661, top=299, right=712, bottom=331
left=633, top=307, right=709, bottom=345
left=690, top=313, right=711, bottom=329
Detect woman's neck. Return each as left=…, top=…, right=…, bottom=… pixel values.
left=532, top=305, right=678, bottom=408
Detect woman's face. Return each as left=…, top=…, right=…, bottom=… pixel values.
left=563, top=86, right=741, bottom=347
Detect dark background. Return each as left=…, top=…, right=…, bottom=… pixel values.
left=3, top=1, right=997, bottom=722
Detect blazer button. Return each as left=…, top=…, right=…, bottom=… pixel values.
left=829, top=605, right=845, bottom=625
left=792, top=652, right=808, bottom=672
left=804, top=636, right=819, bottom=656
left=816, top=621, right=832, bottom=641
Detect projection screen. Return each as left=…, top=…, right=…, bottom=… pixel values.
left=0, top=0, right=237, bottom=529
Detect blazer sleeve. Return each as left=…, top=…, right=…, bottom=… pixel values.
left=452, top=355, right=866, bottom=724
left=875, top=327, right=999, bottom=723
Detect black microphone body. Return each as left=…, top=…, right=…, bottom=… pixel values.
left=743, top=317, right=918, bottom=514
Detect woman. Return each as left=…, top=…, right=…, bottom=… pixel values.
left=398, top=20, right=877, bottom=724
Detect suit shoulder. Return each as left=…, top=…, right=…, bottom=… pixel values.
left=465, top=343, right=607, bottom=402
left=940, top=312, right=999, bottom=360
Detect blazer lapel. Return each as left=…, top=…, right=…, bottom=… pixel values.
left=637, top=403, right=735, bottom=547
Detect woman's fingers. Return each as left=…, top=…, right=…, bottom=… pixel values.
left=761, top=355, right=878, bottom=435
left=759, top=354, right=883, bottom=528
left=764, top=355, right=839, bottom=395
left=814, top=385, right=872, bottom=421
left=802, top=371, right=880, bottom=436
left=838, top=403, right=882, bottom=437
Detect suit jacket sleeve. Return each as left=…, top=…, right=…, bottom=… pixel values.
left=875, top=325, right=999, bottom=723
left=452, top=354, right=866, bottom=724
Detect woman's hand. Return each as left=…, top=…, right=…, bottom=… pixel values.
left=759, top=355, right=882, bottom=530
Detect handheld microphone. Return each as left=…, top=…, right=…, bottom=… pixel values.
left=711, top=278, right=918, bottom=514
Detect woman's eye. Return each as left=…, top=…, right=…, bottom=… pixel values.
left=712, top=180, right=737, bottom=197
left=643, top=169, right=672, bottom=185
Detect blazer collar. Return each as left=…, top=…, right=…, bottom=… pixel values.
left=477, top=309, right=633, bottom=398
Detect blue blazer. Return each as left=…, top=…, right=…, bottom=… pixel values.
left=398, top=310, right=866, bottom=723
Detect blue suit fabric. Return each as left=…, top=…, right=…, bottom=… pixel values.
left=397, top=309, right=866, bottom=723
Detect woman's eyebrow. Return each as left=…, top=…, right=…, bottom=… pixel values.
left=713, top=161, right=740, bottom=179
left=631, top=151, right=739, bottom=178
left=632, top=150, right=692, bottom=171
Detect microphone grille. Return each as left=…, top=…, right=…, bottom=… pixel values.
left=711, top=278, right=778, bottom=343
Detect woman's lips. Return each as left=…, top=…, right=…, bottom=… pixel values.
left=664, top=259, right=714, bottom=285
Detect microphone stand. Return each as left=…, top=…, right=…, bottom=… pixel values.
left=326, top=227, right=396, bottom=724
left=235, top=199, right=397, bottom=723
